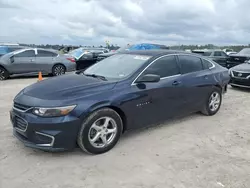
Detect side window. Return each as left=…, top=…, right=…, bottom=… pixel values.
left=202, top=59, right=214, bottom=69
left=178, top=55, right=203, bottom=74
left=142, top=55, right=180, bottom=78
left=220, top=52, right=228, bottom=57
left=15, top=50, right=35, bottom=57
left=37, top=50, right=57, bottom=57
left=214, top=51, right=222, bottom=56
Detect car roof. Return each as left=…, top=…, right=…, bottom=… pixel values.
left=119, top=49, right=192, bottom=57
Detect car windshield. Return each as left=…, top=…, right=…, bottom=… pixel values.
left=238, top=48, right=250, bottom=55
left=83, top=54, right=152, bottom=80
left=69, top=48, right=85, bottom=59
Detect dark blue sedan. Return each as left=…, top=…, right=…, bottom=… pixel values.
left=10, top=50, right=230, bottom=154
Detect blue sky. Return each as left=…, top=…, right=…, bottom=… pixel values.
left=0, top=0, right=250, bottom=46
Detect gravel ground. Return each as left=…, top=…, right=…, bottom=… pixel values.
left=0, top=77, right=250, bottom=188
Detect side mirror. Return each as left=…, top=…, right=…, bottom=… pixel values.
left=136, top=74, right=160, bottom=83
left=10, top=56, right=14, bottom=63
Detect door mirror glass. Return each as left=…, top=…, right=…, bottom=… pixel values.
left=136, top=74, right=160, bottom=83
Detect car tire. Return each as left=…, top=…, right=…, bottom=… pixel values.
left=77, top=108, right=123, bottom=155
left=201, top=87, right=222, bottom=116
left=52, top=64, right=66, bottom=76
left=0, top=67, right=9, bottom=80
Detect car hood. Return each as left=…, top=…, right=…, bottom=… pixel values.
left=231, top=63, right=250, bottom=72
left=15, top=73, right=117, bottom=106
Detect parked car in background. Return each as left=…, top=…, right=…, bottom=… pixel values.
left=229, top=61, right=250, bottom=88
left=0, top=48, right=76, bottom=80
left=11, top=50, right=229, bottom=154
left=229, top=48, right=250, bottom=66
left=223, top=48, right=237, bottom=55
left=69, top=47, right=108, bottom=70
left=0, top=45, right=27, bottom=57
left=192, top=49, right=239, bottom=68
left=97, top=43, right=169, bottom=61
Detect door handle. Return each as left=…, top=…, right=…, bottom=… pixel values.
left=204, top=75, right=208, bottom=80
left=30, top=59, right=34, bottom=62
left=172, top=80, right=181, bottom=86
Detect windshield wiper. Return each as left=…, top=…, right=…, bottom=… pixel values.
left=83, top=73, right=107, bottom=81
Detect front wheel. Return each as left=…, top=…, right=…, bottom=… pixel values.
left=77, top=108, right=123, bottom=154
left=52, top=64, right=66, bottom=76
left=201, top=87, right=222, bottom=116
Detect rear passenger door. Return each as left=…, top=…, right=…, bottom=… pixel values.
left=36, top=50, right=58, bottom=73
left=177, top=55, right=212, bottom=111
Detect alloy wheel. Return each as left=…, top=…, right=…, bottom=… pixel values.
left=54, top=65, right=65, bottom=76
left=88, top=117, right=118, bottom=148
left=0, top=69, right=6, bottom=80
left=209, top=91, right=221, bottom=112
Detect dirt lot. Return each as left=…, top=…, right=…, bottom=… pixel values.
left=0, top=77, right=250, bottom=188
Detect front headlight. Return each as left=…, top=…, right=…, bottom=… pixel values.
left=32, top=105, right=76, bottom=117
left=228, top=68, right=232, bottom=75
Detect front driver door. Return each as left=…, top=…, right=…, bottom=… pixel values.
left=10, top=49, right=36, bottom=74
left=122, top=55, right=185, bottom=129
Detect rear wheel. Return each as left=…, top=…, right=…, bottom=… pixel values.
left=0, top=67, right=9, bottom=80
left=201, top=87, right=222, bottom=116
left=77, top=108, right=123, bottom=154
left=52, top=64, right=66, bottom=76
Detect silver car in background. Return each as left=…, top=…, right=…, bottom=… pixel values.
left=0, top=48, right=76, bottom=80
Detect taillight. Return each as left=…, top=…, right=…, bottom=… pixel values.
left=67, top=57, right=75, bottom=63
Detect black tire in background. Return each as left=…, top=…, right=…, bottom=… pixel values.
left=201, top=87, right=222, bottom=116
left=52, top=64, right=66, bottom=76
left=0, top=67, right=9, bottom=80
left=77, top=108, right=123, bottom=155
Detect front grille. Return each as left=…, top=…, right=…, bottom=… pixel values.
left=231, top=78, right=250, bottom=86
left=13, top=102, right=31, bottom=111
left=232, top=71, right=250, bottom=78
left=15, top=116, right=28, bottom=131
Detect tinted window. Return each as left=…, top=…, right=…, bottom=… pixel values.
left=15, top=50, right=35, bottom=57
left=202, top=59, right=214, bottom=69
left=37, top=50, right=57, bottom=57
left=142, top=56, right=180, bottom=78
left=178, top=55, right=203, bottom=74
left=214, top=51, right=222, bottom=56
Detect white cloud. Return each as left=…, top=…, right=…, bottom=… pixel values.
left=0, top=0, right=249, bottom=45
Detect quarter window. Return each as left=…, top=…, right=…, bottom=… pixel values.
left=178, top=55, right=203, bottom=74
left=142, top=55, right=180, bottom=78
left=15, top=50, right=35, bottom=57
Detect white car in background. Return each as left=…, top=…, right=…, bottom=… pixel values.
left=223, top=48, right=237, bottom=55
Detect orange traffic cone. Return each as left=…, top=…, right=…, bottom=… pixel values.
left=38, top=71, right=43, bottom=81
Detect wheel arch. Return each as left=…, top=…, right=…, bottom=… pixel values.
left=81, top=102, right=127, bottom=133
left=52, top=63, right=67, bottom=72
left=0, top=64, right=9, bottom=72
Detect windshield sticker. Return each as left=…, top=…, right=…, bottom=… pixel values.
left=134, top=56, right=150, bottom=60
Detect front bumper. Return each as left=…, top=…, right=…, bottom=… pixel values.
left=229, top=77, right=250, bottom=88
left=10, top=108, right=81, bottom=151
